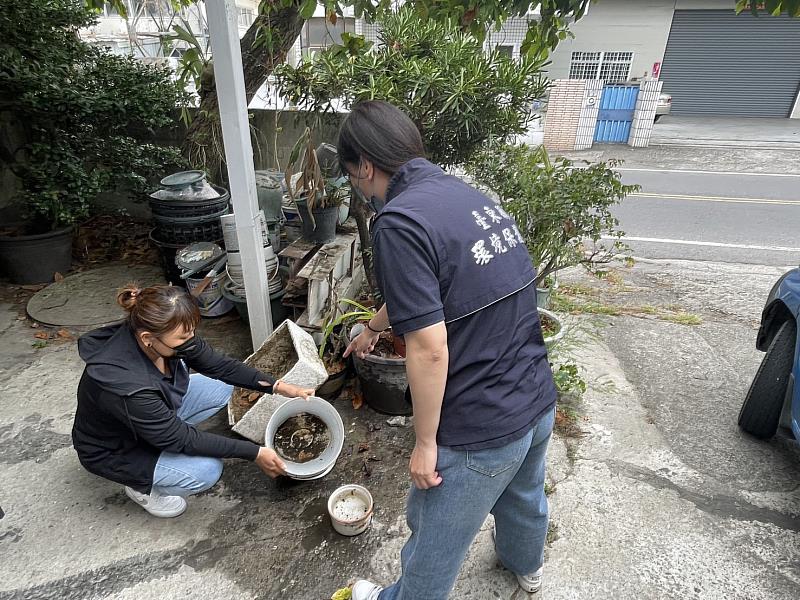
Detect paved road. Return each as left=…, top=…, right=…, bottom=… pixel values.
left=611, top=167, right=800, bottom=266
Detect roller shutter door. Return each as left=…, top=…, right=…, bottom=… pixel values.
left=660, top=10, right=800, bottom=117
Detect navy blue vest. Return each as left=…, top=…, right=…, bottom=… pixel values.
left=373, top=159, right=556, bottom=450
left=378, top=159, right=536, bottom=321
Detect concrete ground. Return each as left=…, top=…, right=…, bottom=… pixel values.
left=1, top=255, right=799, bottom=599
left=650, top=116, right=800, bottom=150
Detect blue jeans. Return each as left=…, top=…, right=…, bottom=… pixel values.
left=379, top=406, right=555, bottom=600
left=151, top=374, right=232, bottom=497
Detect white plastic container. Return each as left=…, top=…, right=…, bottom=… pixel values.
left=221, top=211, right=269, bottom=252
left=185, top=271, right=233, bottom=317
left=327, top=484, right=374, bottom=536
left=264, top=396, right=344, bottom=479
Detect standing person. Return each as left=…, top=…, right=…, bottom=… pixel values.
left=341, top=101, right=557, bottom=599
left=72, top=284, right=314, bottom=518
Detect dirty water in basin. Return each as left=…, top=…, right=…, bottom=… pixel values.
left=273, top=412, right=331, bottom=463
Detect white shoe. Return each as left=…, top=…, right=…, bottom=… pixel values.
left=492, top=525, right=543, bottom=594
left=124, top=486, right=187, bottom=518
left=351, top=580, right=383, bottom=600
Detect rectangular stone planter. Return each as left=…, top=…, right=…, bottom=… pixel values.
left=228, top=319, right=329, bottom=442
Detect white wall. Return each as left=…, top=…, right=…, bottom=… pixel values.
left=546, top=0, right=676, bottom=81
left=546, top=0, right=740, bottom=81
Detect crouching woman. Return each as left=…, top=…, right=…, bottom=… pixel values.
left=72, top=284, right=313, bottom=518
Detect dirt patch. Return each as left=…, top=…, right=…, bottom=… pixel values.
left=371, top=331, right=403, bottom=359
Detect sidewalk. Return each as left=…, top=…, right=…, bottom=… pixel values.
left=1, top=256, right=799, bottom=599
left=650, top=116, right=800, bottom=150
left=555, top=116, right=800, bottom=175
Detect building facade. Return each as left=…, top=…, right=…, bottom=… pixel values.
left=545, top=0, right=800, bottom=119
left=85, top=1, right=800, bottom=119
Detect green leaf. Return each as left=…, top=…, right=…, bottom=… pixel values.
left=300, top=0, right=318, bottom=20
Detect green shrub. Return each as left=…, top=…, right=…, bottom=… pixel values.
left=467, top=144, right=639, bottom=286
left=0, top=0, right=188, bottom=232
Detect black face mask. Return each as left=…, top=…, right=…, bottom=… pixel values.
left=368, top=195, right=385, bottom=214
left=353, top=186, right=384, bottom=215
left=154, top=336, right=198, bottom=359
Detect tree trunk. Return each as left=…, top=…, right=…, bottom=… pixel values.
left=351, top=196, right=382, bottom=307
left=183, top=3, right=305, bottom=182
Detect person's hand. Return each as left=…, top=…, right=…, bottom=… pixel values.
left=266, top=380, right=315, bottom=399
left=343, top=327, right=381, bottom=359
left=255, top=447, right=287, bottom=478
left=409, top=441, right=442, bottom=490
left=261, top=380, right=314, bottom=399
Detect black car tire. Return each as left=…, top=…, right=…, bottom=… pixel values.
left=739, top=319, right=796, bottom=439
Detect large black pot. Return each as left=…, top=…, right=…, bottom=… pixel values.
left=0, top=226, right=73, bottom=284
left=296, top=199, right=339, bottom=244
left=353, top=351, right=411, bottom=415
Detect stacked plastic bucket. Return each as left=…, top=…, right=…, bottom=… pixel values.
left=148, top=171, right=230, bottom=284
left=221, top=210, right=287, bottom=325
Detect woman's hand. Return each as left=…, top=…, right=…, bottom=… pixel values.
left=255, top=447, right=287, bottom=478
left=409, top=441, right=442, bottom=490
left=266, top=380, right=315, bottom=399
left=343, top=327, right=381, bottom=359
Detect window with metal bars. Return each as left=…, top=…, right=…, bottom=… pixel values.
left=569, top=51, right=633, bottom=83
left=300, top=17, right=357, bottom=57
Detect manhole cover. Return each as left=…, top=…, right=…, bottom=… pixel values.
left=27, top=264, right=164, bottom=327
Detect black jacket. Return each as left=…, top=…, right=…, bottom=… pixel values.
left=73, top=322, right=273, bottom=493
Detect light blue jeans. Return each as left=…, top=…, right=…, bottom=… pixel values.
left=379, top=406, right=555, bottom=600
left=151, top=374, right=232, bottom=497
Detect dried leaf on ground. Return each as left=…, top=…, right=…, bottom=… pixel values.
left=54, top=272, right=64, bottom=282
left=34, top=331, right=49, bottom=340
left=56, top=329, right=73, bottom=339
left=248, top=392, right=261, bottom=402
left=352, top=391, right=364, bottom=410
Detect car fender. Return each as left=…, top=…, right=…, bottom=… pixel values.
left=757, top=268, right=800, bottom=352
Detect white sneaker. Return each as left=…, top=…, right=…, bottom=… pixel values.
left=492, top=526, right=543, bottom=594
left=351, top=580, right=383, bottom=600
left=124, top=486, right=187, bottom=518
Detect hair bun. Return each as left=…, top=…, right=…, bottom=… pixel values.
left=117, top=284, right=142, bottom=312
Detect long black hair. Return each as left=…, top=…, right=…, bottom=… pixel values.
left=337, top=101, right=425, bottom=175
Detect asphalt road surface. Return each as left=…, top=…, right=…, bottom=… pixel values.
left=611, top=167, right=800, bottom=267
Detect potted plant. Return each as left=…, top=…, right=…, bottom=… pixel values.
left=318, top=298, right=409, bottom=415
left=316, top=298, right=372, bottom=400
left=538, top=307, right=566, bottom=349
left=467, top=143, right=639, bottom=301
left=0, top=1, right=186, bottom=284
left=284, top=128, right=348, bottom=245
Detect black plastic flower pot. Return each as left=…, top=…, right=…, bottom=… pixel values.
left=0, top=226, right=73, bottom=284
left=353, top=352, right=411, bottom=415
left=296, top=199, right=338, bottom=245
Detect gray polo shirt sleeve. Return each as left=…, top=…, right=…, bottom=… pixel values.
left=373, top=213, right=445, bottom=337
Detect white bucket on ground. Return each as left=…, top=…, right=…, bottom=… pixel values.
left=186, top=271, right=233, bottom=317
left=327, top=484, right=373, bottom=536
